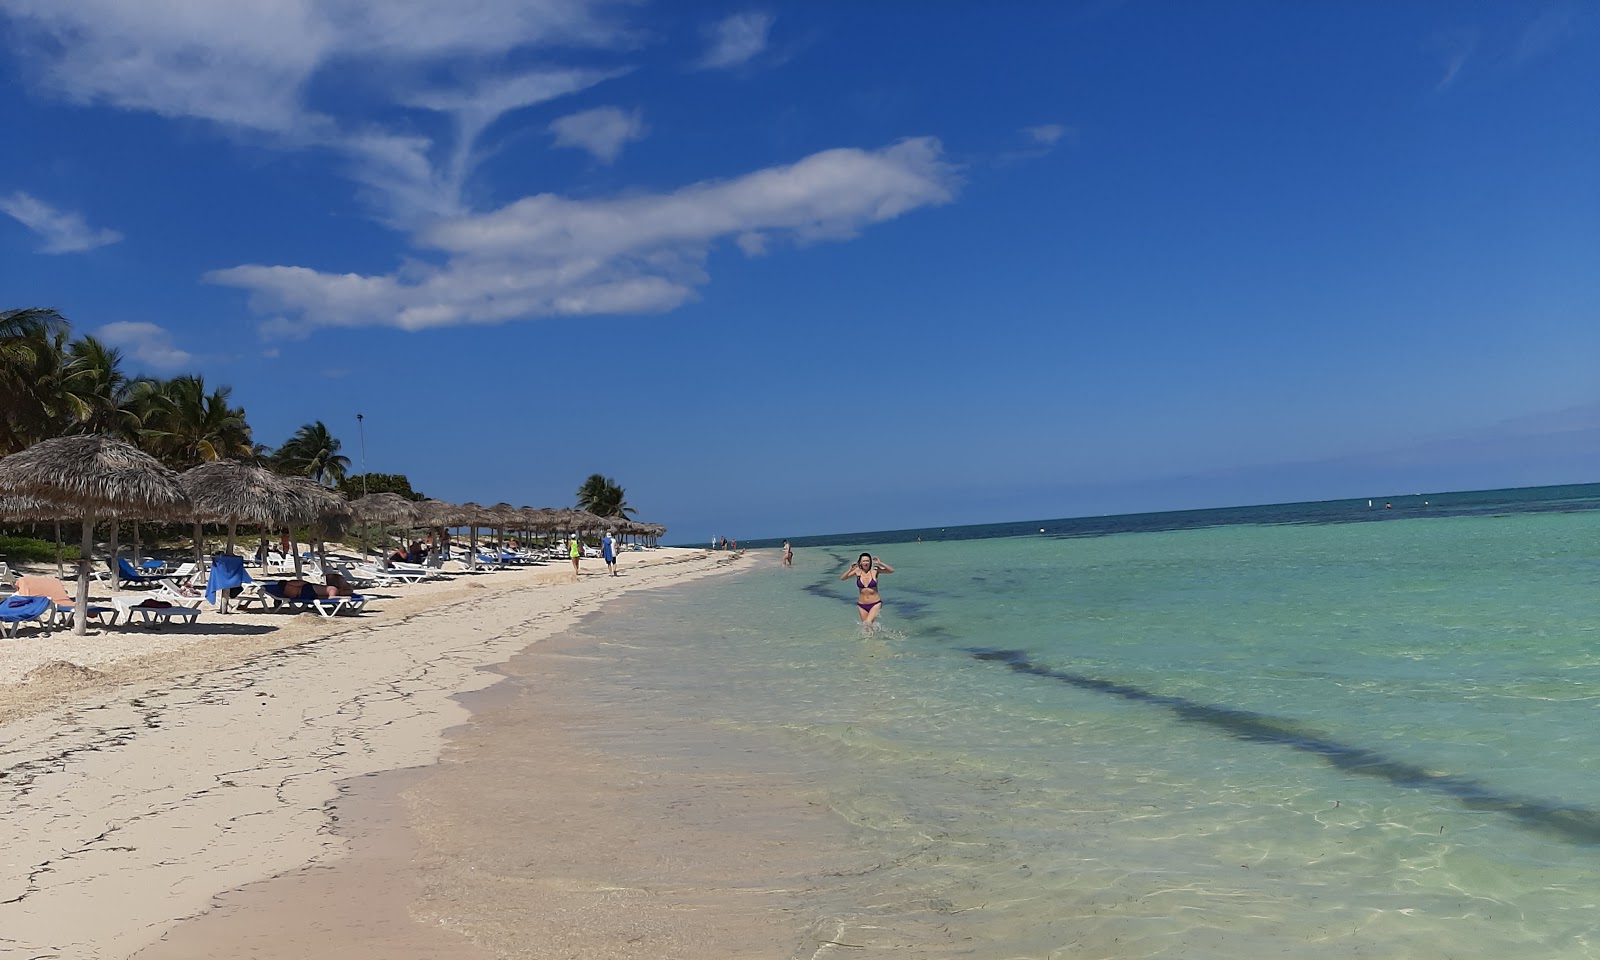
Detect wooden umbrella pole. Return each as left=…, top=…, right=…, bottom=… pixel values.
left=75, top=516, right=94, bottom=636
left=54, top=519, right=64, bottom=578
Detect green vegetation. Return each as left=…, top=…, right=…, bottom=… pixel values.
left=1, top=307, right=349, bottom=482
left=338, top=473, right=425, bottom=501
left=0, top=534, right=78, bottom=563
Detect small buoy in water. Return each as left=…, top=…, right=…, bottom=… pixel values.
left=1039, top=528, right=1045, bottom=533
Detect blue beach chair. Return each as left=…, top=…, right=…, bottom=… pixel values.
left=115, top=557, right=166, bottom=586
left=0, top=595, right=54, bottom=638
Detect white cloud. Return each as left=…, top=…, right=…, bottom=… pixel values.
left=0, top=191, right=123, bottom=253
left=93, top=322, right=194, bottom=370
left=209, top=138, right=958, bottom=333
left=2, top=1, right=634, bottom=222
left=698, top=11, right=774, bottom=69
left=550, top=106, right=646, bottom=163
left=1023, top=123, right=1068, bottom=145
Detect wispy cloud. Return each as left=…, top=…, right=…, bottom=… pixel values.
left=0, top=191, right=123, bottom=253
left=1427, top=27, right=1479, bottom=93
left=698, top=11, right=774, bottom=69
left=209, top=138, right=959, bottom=333
left=994, top=123, right=1075, bottom=166
left=93, top=321, right=193, bottom=370
left=1514, top=5, right=1582, bottom=64
left=549, top=106, right=647, bottom=163
left=3, top=1, right=635, bottom=223
left=1023, top=124, right=1068, bottom=146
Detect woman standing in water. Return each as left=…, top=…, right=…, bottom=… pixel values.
left=839, top=552, right=894, bottom=625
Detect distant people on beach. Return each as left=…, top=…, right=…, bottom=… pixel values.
left=602, top=532, right=618, bottom=577
left=839, top=553, right=894, bottom=626
left=782, top=540, right=793, bottom=566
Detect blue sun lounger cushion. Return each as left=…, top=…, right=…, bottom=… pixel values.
left=116, top=557, right=166, bottom=584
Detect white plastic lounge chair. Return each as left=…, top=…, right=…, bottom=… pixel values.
left=113, top=595, right=202, bottom=628
left=260, top=582, right=368, bottom=617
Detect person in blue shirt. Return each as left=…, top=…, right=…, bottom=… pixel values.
left=602, top=532, right=618, bottom=576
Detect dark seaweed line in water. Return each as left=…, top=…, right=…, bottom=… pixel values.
left=967, top=647, right=1600, bottom=847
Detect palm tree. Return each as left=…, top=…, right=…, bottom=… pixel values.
left=272, top=421, right=350, bottom=486
left=575, top=473, right=636, bottom=518
left=0, top=308, right=71, bottom=453
left=136, top=375, right=254, bottom=469
left=63, top=335, right=144, bottom=441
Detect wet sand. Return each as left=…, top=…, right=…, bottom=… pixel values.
left=135, top=601, right=879, bottom=960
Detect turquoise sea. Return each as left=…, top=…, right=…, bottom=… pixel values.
left=594, top=486, right=1600, bottom=957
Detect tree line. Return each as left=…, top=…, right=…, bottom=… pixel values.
left=2, top=307, right=349, bottom=483
left=3, top=308, right=641, bottom=519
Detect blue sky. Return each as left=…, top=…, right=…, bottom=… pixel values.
left=2, top=1, right=1596, bottom=543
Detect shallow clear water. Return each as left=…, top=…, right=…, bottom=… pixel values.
left=598, top=501, right=1600, bottom=957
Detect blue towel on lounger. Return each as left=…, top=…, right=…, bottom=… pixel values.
left=205, top=553, right=253, bottom=604
left=0, top=595, right=51, bottom=621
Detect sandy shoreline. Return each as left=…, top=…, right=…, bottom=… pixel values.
left=0, top=548, right=756, bottom=959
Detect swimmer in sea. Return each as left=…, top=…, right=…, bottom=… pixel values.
left=782, top=540, right=793, bottom=567
left=839, top=552, right=894, bottom=625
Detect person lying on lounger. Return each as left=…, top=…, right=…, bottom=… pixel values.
left=276, top=574, right=355, bottom=601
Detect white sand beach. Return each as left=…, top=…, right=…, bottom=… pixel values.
left=0, top=547, right=759, bottom=959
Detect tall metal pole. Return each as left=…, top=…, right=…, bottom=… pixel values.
left=357, top=413, right=368, bottom=558
left=356, top=413, right=368, bottom=497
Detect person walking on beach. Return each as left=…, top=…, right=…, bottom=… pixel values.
left=782, top=540, right=793, bottom=566
left=602, top=532, right=618, bottom=576
left=839, top=553, right=894, bottom=626
left=569, top=535, right=582, bottom=579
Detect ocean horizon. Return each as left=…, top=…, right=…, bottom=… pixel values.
left=718, top=480, right=1600, bottom=549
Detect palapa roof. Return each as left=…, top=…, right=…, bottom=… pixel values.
left=180, top=459, right=306, bottom=527
left=411, top=499, right=459, bottom=528
left=0, top=435, right=189, bottom=519
left=0, top=494, right=67, bottom=521
left=349, top=492, right=421, bottom=525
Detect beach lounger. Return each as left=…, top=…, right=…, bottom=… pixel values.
left=115, top=557, right=167, bottom=586
left=112, top=595, right=202, bottom=628
left=0, top=595, right=54, bottom=638
left=260, top=582, right=368, bottom=617
left=14, top=576, right=120, bottom=628
left=377, top=562, right=433, bottom=583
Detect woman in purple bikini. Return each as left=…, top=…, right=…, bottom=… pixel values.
left=839, top=552, right=894, bottom=625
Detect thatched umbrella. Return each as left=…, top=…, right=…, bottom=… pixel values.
left=350, top=493, right=419, bottom=559
left=279, top=478, right=349, bottom=576
left=180, top=460, right=316, bottom=612
left=412, top=499, right=458, bottom=561
left=181, top=460, right=298, bottom=548
left=485, top=502, right=518, bottom=556
left=456, top=502, right=493, bottom=567
left=0, top=436, right=189, bottom=635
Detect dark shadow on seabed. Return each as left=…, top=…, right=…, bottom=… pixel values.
left=967, top=646, right=1600, bottom=847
